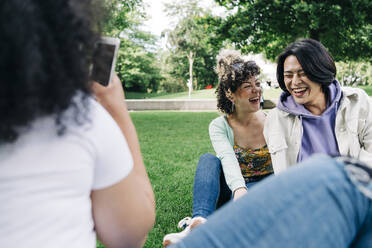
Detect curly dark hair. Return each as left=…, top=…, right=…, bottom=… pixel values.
left=215, top=50, right=260, bottom=114
left=0, top=0, right=102, bottom=144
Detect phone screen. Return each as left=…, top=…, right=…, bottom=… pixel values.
left=91, top=42, right=117, bottom=86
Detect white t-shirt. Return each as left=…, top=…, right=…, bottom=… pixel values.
left=0, top=97, right=133, bottom=248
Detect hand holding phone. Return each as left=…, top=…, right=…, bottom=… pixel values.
left=91, top=37, right=120, bottom=86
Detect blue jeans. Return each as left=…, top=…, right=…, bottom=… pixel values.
left=171, top=155, right=372, bottom=248
left=192, top=153, right=269, bottom=218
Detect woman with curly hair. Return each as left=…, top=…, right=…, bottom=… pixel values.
left=163, top=49, right=273, bottom=247
left=0, top=1, right=155, bottom=247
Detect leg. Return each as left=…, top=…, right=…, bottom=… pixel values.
left=193, top=153, right=231, bottom=218
left=216, top=165, right=232, bottom=209
left=170, top=155, right=372, bottom=248
left=163, top=153, right=231, bottom=247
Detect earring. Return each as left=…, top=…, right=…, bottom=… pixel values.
left=231, top=102, right=235, bottom=113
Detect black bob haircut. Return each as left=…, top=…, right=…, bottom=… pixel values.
left=276, top=38, right=336, bottom=93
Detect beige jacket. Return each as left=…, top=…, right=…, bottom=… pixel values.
left=264, top=87, right=372, bottom=173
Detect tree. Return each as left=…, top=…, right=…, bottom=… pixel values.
left=101, top=0, right=163, bottom=92
left=117, top=29, right=163, bottom=92
left=162, top=0, right=224, bottom=92
left=101, top=0, right=144, bottom=35
left=215, top=0, right=372, bottom=62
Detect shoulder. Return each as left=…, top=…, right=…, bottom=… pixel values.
left=67, top=96, right=125, bottom=150
left=209, top=115, right=227, bottom=129
left=342, top=87, right=370, bottom=101
left=341, top=87, right=371, bottom=111
left=264, top=108, right=295, bottom=136
left=265, top=107, right=290, bottom=123
left=86, top=97, right=121, bottom=132
left=340, top=87, right=372, bottom=122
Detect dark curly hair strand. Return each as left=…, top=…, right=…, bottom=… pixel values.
left=0, top=0, right=102, bottom=143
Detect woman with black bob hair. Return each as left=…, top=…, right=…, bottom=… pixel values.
left=264, top=38, right=372, bottom=173
left=0, top=1, right=155, bottom=247
left=163, top=50, right=273, bottom=246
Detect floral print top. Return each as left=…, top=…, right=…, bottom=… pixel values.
left=233, top=144, right=273, bottom=181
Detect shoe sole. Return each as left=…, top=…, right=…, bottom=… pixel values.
left=163, top=218, right=205, bottom=247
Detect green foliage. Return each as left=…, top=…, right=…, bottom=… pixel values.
left=161, top=0, right=225, bottom=92
left=101, top=0, right=162, bottom=93
left=101, top=0, right=144, bottom=35
left=215, top=0, right=372, bottom=62
left=116, top=31, right=163, bottom=92
left=336, top=61, right=372, bottom=86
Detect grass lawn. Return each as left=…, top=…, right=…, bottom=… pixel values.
left=97, top=111, right=219, bottom=248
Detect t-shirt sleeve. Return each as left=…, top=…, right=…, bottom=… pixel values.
left=88, top=99, right=133, bottom=190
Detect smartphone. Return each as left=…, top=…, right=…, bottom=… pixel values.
left=91, top=37, right=120, bottom=86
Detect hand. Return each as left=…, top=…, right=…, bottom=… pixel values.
left=233, top=187, right=247, bottom=201
left=91, top=73, right=126, bottom=113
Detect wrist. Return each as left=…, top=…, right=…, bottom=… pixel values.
left=233, top=187, right=247, bottom=195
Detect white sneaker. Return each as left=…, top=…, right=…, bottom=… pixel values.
left=163, top=216, right=207, bottom=247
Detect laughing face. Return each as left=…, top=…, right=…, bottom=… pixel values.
left=231, top=76, right=262, bottom=112
left=283, top=55, right=325, bottom=108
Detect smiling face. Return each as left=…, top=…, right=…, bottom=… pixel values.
left=230, top=76, right=262, bottom=113
left=283, top=55, right=325, bottom=108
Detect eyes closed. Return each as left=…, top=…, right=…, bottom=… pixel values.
left=284, top=70, right=307, bottom=80
left=241, top=81, right=261, bottom=90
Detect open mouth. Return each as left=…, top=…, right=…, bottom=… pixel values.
left=292, top=87, right=307, bottom=97
left=249, top=97, right=260, bottom=103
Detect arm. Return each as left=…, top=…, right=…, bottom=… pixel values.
left=209, top=118, right=247, bottom=200
left=91, top=74, right=155, bottom=248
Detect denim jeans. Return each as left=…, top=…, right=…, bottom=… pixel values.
left=192, top=153, right=268, bottom=218
left=171, top=154, right=372, bottom=248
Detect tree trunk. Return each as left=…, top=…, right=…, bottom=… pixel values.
left=187, top=50, right=194, bottom=92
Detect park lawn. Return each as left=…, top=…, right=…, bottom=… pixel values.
left=97, top=111, right=219, bottom=248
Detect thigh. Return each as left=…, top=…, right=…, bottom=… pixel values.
left=171, top=155, right=371, bottom=248
left=216, top=168, right=232, bottom=209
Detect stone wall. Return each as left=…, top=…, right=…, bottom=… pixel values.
left=125, top=99, right=277, bottom=111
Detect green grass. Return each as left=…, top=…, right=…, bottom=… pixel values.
left=135, top=112, right=219, bottom=248
left=126, top=88, right=283, bottom=100
left=97, top=111, right=219, bottom=248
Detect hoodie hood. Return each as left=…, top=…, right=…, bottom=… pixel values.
left=277, top=80, right=342, bottom=117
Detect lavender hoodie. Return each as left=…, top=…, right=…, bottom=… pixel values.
left=277, top=80, right=342, bottom=162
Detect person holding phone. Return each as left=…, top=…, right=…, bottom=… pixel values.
left=0, top=1, right=155, bottom=248
left=163, top=49, right=273, bottom=246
